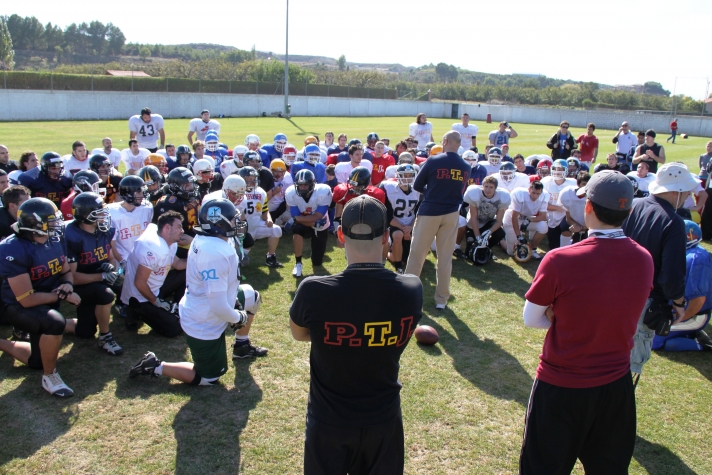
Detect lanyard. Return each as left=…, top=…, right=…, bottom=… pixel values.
left=589, top=230, right=626, bottom=239
left=347, top=263, right=384, bottom=270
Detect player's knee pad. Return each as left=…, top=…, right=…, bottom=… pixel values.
left=40, top=309, right=67, bottom=336
left=238, top=285, right=261, bottom=315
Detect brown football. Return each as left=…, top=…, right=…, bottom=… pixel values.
left=414, top=325, right=439, bottom=345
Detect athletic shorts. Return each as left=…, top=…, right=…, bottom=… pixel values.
left=249, top=221, right=283, bottom=240
left=5, top=303, right=66, bottom=370
left=389, top=225, right=411, bottom=239
left=186, top=333, right=228, bottom=380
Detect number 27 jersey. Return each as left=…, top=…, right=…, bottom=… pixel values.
left=380, top=181, right=420, bottom=226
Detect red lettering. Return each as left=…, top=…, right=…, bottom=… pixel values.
left=30, top=265, right=49, bottom=280
left=436, top=168, right=451, bottom=179
left=324, top=322, right=362, bottom=346
left=396, top=316, right=416, bottom=347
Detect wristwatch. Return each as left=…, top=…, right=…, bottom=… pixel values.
left=672, top=299, right=687, bottom=308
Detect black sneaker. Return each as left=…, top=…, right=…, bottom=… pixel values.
left=99, top=332, right=124, bottom=356
left=232, top=340, right=268, bottom=359
left=696, top=330, right=712, bottom=351
left=11, top=328, right=30, bottom=341
left=453, top=249, right=466, bottom=259
left=129, top=351, right=161, bottom=378
left=266, top=254, right=284, bottom=268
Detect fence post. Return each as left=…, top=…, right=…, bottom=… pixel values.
left=51, top=73, right=53, bottom=91
left=229, top=81, right=231, bottom=94
left=91, top=68, right=94, bottom=91
left=306, top=81, right=308, bottom=97
left=166, top=77, right=168, bottom=93
left=199, top=79, right=201, bottom=93
left=327, top=84, right=329, bottom=97
left=255, top=78, right=258, bottom=95
left=3, top=71, right=6, bottom=90
left=348, top=85, right=350, bottom=98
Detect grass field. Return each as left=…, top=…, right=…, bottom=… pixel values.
left=0, top=117, right=711, bottom=475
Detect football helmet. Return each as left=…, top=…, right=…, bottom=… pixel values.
left=282, top=146, right=297, bottom=166
left=366, top=133, right=379, bottom=148
left=685, top=220, right=702, bottom=249
left=40, top=151, right=64, bottom=181
left=167, top=167, right=198, bottom=200
left=273, top=133, right=288, bottom=153
left=537, top=158, right=553, bottom=179
left=72, top=192, right=111, bottom=232
left=72, top=170, right=102, bottom=194
left=462, top=150, right=478, bottom=165
left=176, top=145, right=192, bottom=166
left=469, top=229, right=492, bottom=265
left=499, top=162, right=516, bottom=184
left=245, top=134, right=260, bottom=147
left=566, top=158, right=581, bottom=177
left=14, top=197, right=65, bottom=239
left=238, top=166, right=259, bottom=192
left=551, top=159, right=568, bottom=179
left=488, top=147, right=503, bottom=167
left=198, top=198, right=246, bottom=238
left=205, top=130, right=220, bottom=152
left=270, top=159, right=287, bottom=179
left=192, top=159, right=214, bottom=181
left=348, top=139, right=362, bottom=148
left=232, top=145, right=248, bottom=166
left=429, top=144, right=443, bottom=156
left=397, top=152, right=414, bottom=165
left=425, top=142, right=436, bottom=152
left=243, top=151, right=263, bottom=170
left=396, top=164, right=417, bottom=189
left=347, top=166, right=371, bottom=195
left=89, top=153, right=113, bottom=178
left=627, top=175, right=639, bottom=194
left=304, top=136, right=318, bottom=146
left=294, top=169, right=316, bottom=201
left=145, top=153, right=168, bottom=174
left=222, top=175, right=247, bottom=205
left=304, top=144, right=321, bottom=165
left=137, top=165, right=162, bottom=194
left=119, top=175, right=148, bottom=206
left=513, top=220, right=532, bottom=263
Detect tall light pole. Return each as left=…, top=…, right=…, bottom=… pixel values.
left=284, top=0, right=290, bottom=118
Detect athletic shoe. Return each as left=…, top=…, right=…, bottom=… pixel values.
left=453, top=249, right=466, bottom=259
left=266, top=254, right=284, bottom=268
left=129, top=351, right=161, bottom=378
left=292, top=262, right=303, bottom=277
left=99, top=332, right=124, bottom=356
left=696, top=330, right=712, bottom=351
left=114, top=303, right=127, bottom=319
left=531, top=250, right=542, bottom=260
left=396, top=268, right=404, bottom=275
left=11, top=328, right=30, bottom=341
left=42, top=369, right=74, bottom=398
left=240, top=253, right=250, bottom=267
left=435, top=303, right=446, bottom=310
left=232, top=340, right=268, bottom=359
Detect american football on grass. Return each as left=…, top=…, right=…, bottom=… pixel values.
left=414, top=325, right=439, bottom=345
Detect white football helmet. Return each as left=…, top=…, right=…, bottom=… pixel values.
left=396, top=164, right=417, bottom=188
left=192, top=159, right=214, bottom=181
left=232, top=145, right=248, bottom=166
left=462, top=150, right=479, bottom=165
left=244, top=134, right=260, bottom=147
left=222, top=175, right=247, bottom=205
left=488, top=147, right=503, bottom=167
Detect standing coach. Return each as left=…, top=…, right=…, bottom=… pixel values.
left=404, top=130, right=469, bottom=310
left=290, top=195, right=423, bottom=475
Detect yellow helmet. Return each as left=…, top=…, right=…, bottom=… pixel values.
left=145, top=153, right=167, bottom=168
left=304, top=136, right=318, bottom=146
left=270, top=159, right=287, bottom=172
left=429, top=144, right=443, bottom=156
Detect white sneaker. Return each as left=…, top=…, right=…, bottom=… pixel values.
left=531, top=250, right=542, bottom=260
left=435, top=303, right=446, bottom=310
left=99, top=332, right=124, bottom=356
left=292, top=262, right=303, bottom=277
left=42, top=370, right=74, bottom=398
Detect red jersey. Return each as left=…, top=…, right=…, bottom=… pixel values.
left=370, top=155, right=395, bottom=186
left=326, top=153, right=340, bottom=166
left=670, top=120, right=678, bottom=131
left=332, top=184, right=386, bottom=206
left=576, top=134, right=599, bottom=162
left=526, top=237, right=653, bottom=388
left=60, top=190, right=77, bottom=220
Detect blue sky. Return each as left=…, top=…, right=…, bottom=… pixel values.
left=5, top=0, right=711, bottom=99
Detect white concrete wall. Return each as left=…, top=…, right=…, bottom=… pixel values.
left=0, top=90, right=452, bottom=121
left=460, top=103, right=712, bottom=138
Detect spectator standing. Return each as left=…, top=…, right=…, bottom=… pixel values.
left=699, top=142, right=712, bottom=239
left=612, top=121, right=638, bottom=166
left=622, top=162, right=698, bottom=385
left=546, top=121, right=577, bottom=160
left=488, top=121, right=518, bottom=146
left=633, top=129, right=665, bottom=173
left=667, top=118, right=678, bottom=144
left=452, top=113, right=478, bottom=149
left=408, top=113, right=434, bottom=150
left=520, top=171, right=653, bottom=474
left=187, top=110, right=220, bottom=145
left=404, top=131, right=469, bottom=310
left=576, top=123, right=598, bottom=167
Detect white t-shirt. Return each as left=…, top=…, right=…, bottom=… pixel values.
left=268, top=172, right=293, bottom=211
left=202, top=189, right=227, bottom=206
left=409, top=122, right=433, bottom=149
left=452, top=123, right=479, bottom=148
left=615, top=132, right=638, bottom=155
left=541, top=176, right=577, bottom=227
left=156, top=149, right=176, bottom=161
left=128, top=114, right=165, bottom=150
left=90, top=148, right=122, bottom=169
left=381, top=180, right=421, bottom=226
left=62, top=155, right=90, bottom=177
left=491, top=172, right=530, bottom=193
left=285, top=184, right=333, bottom=231
left=463, top=185, right=511, bottom=228
left=120, top=224, right=177, bottom=305
left=483, top=163, right=501, bottom=176
left=627, top=171, right=656, bottom=194
left=558, top=186, right=586, bottom=226
left=188, top=118, right=221, bottom=142
left=509, top=187, right=549, bottom=218
left=121, top=148, right=151, bottom=173
left=334, top=160, right=373, bottom=184
left=219, top=159, right=242, bottom=179
left=236, top=187, right=269, bottom=232
left=179, top=234, right=240, bottom=340
left=108, top=202, right=154, bottom=261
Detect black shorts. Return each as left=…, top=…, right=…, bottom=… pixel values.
left=147, top=147, right=158, bottom=153
left=128, top=298, right=182, bottom=338
left=292, top=223, right=329, bottom=266
left=241, top=232, right=255, bottom=250
left=304, top=412, right=404, bottom=475
left=466, top=221, right=505, bottom=249
left=73, top=282, right=116, bottom=338
left=5, top=303, right=66, bottom=370
left=520, top=374, right=635, bottom=475
left=389, top=226, right=411, bottom=240
left=269, top=201, right=287, bottom=221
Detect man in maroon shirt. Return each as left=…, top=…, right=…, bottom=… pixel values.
left=519, top=171, right=654, bottom=474
left=667, top=118, right=678, bottom=144
left=576, top=122, right=599, bottom=167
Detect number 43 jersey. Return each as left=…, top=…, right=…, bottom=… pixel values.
left=380, top=181, right=421, bottom=227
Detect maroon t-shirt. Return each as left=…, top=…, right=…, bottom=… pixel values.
left=526, top=236, right=653, bottom=388
left=576, top=134, right=599, bottom=162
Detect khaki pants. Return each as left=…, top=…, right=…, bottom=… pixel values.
left=405, top=211, right=460, bottom=306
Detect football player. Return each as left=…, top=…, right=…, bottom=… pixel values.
left=244, top=134, right=269, bottom=167
left=203, top=130, right=228, bottom=172
left=89, top=153, right=123, bottom=204
left=137, top=165, right=165, bottom=205
left=384, top=152, right=419, bottom=181
left=90, top=137, right=122, bottom=169
left=260, top=133, right=288, bottom=166
left=285, top=170, right=333, bottom=277
left=463, top=176, right=512, bottom=259
left=532, top=158, right=553, bottom=183
left=332, top=167, right=387, bottom=249
left=236, top=166, right=283, bottom=268
left=371, top=141, right=396, bottom=186
left=565, top=157, right=589, bottom=178
left=267, top=159, right=294, bottom=226
left=168, top=144, right=193, bottom=171
left=65, top=192, right=123, bottom=356
left=281, top=145, right=298, bottom=170
left=59, top=170, right=104, bottom=220
left=462, top=150, right=488, bottom=186
left=483, top=147, right=504, bottom=176
left=291, top=144, right=327, bottom=184
left=244, top=151, right=275, bottom=193
left=62, top=140, right=90, bottom=177
left=220, top=145, right=247, bottom=179
left=492, top=162, right=530, bottom=193
left=541, top=159, right=577, bottom=249
left=144, top=153, right=169, bottom=177
left=380, top=164, right=420, bottom=274
left=18, top=152, right=73, bottom=207
left=192, top=159, right=222, bottom=202
left=108, top=176, right=153, bottom=266
left=153, top=167, right=200, bottom=261
left=503, top=181, right=549, bottom=260
left=128, top=107, right=165, bottom=153
left=0, top=198, right=81, bottom=397
left=122, top=139, right=151, bottom=175
left=129, top=199, right=267, bottom=385
left=557, top=172, right=591, bottom=246
left=334, top=145, right=373, bottom=184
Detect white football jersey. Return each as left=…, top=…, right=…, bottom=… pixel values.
left=483, top=163, right=501, bottom=176
left=268, top=172, right=293, bottom=211
left=128, top=114, right=165, bottom=149
left=463, top=185, right=511, bottom=228
left=108, top=202, right=154, bottom=261
left=509, top=187, right=550, bottom=218
left=219, top=159, right=242, bottom=179
left=541, top=176, right=577, bottom=227
left=90, top=148, right=122, bottom=168
left=236, top=187, right=268, bottom=232
left=409, top=122, right=433, bottom=149
left=120, top=224, right=177, bottom=306
left=62, top=155, right=90, bottom=177
left=627, top=171, right=656, bottom=193
left=491, top=172, right=530, bottom=193
left=334, top=160, right=373, bottom=184
left=381, top=181, right=421, bottom=226
left=452, top=123, right=479, bottom=148
left=121, top=148, right=151, bottom=173
left=179, top=234, right=240, bottom=340
left=188, top=118, right=221, bottom=142
left=285, top=184, right=333, bottom=231
left=558, top=186, right=586, bottom=225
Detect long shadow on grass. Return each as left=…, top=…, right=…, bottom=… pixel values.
left=422, top=310, right=533, bottom=407
left=285, top=118, right=320, bottom=137
left=655, top=349, right=712, bottom=383
left=633, top=435, right=697, bottom=474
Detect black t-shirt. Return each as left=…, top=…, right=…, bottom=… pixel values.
left=0, top=161, right=19, bottom=173
left=290, top=265, right=423, bottom=427
left=0, top=207, right=15, bottom=240
left=638, top=143, right=662, bottom=173
left=258, top=168, right=275, bottom=193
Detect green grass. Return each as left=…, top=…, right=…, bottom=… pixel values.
left=0, top=117, right=711, bottom=474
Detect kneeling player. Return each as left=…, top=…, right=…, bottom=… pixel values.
left=286, top=170, right=333, bottom=277
left=0, top=198, right=81, bottom=397
left=463, top=176, right=511, bottom=259
left=381, top=164, right=420, bottom=273
left=129, top=199, right=267, bottom=385
left=503, top=182, right=549, bottom=260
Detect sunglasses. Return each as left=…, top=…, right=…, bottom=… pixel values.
left=561, top=126, right=569, bottom=129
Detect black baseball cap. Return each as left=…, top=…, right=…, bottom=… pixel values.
left=341, top=195, right=387, bottom=240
